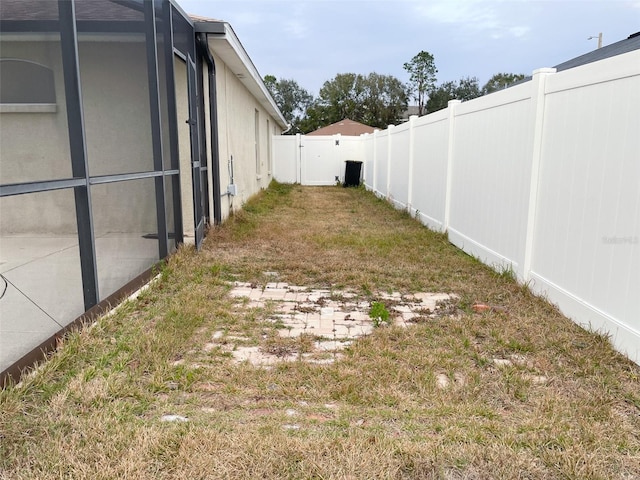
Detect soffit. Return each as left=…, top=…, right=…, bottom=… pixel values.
left=197, top=20, right=287, bottom=129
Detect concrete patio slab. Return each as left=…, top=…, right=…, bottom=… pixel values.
left=0, top=233, right=159, bottom=374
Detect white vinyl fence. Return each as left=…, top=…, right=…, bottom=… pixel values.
left=273, top=50, right=640, bottom=364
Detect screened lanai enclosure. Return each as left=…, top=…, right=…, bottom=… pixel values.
left=0, top=0, right=213, bottom=381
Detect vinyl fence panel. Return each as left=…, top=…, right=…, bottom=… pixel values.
left=447, top=82, right=534, bottom=278
left=272, top=135, right=298, bottom=183
left=530, top=51, right=640, bottom=360
left=362, top=133, right=375, bottom=188
left=373, top=130, right=389, bottom=198
left=410, top=110, right=449, bottom=231
left=388, top=123, right=411, bottom=210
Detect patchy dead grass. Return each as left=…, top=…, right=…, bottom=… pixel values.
left=1, top=182, right=639, bottom=479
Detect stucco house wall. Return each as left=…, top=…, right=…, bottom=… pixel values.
left=0, top=39, right=156, bottom=236
left=0, top=41, right=72, bottom=185
left=177, top=50, right=280, bottom=241
left=177, top=23, right=286, bottom=239
left=79, top=40, right=157, bottom=237
left=213, top=50, right=282, bottom=221
left=0, top=39, right=73, bottom=234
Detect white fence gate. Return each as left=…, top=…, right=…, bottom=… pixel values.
left=273, top=134, right=363, bottom=185
left=272, top=49, right=640, bottom=364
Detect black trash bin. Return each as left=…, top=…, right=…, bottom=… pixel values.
left=344, top=160, right=363, bottom=187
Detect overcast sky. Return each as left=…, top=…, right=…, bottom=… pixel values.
left=178, top=0, right=640, bottom=98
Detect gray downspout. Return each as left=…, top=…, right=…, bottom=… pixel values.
left=196, top=33, right=222, bottom=225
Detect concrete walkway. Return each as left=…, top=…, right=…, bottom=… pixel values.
left=201, top=281, right=458, bottom=367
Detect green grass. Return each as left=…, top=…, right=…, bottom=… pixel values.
left=1, top=182, right=639, bottom=479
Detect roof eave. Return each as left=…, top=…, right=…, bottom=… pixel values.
left=194, top=20, right=288, bottom=130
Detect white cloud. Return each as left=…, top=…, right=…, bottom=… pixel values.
left=508, top=25, right=530, bottom=37
left=414, top=0, right=494, bottom=26
left=412, top=0, right=531, bottom=40
left=283, top=18, right=307, bottom=38
left=283, top=4, right=310, bottom=39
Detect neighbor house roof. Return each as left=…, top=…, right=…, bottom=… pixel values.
left=399, top=106, right=420, bottom=122
left=514, top=31, right=640, bottom=85
left=193, top=17, right=288, bottom=130
left=308, top=119, right=376, bottom=136
left=554, top=31, right=640, bottom=72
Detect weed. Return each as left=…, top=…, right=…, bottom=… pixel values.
left=361, top=283, right=373, bottom=296
left=369, top=301, right=390, bottom=328
left=496, top=263, right=517, bottom=282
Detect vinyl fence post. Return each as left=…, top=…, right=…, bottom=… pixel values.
left=443, top=100, right=461, bottom=232
left=386, top=124, right=395, bottom=200
left=406, top=115, right=418, bottom=213
left=361, top=133, right=368, bottom=187
left=522, top=67, right=556, bottom=281
left=372, top=129, right=379, bottom=196
left=335, top=133, right=342, bottom=182
left=296, top=133, right=302, bottom=184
